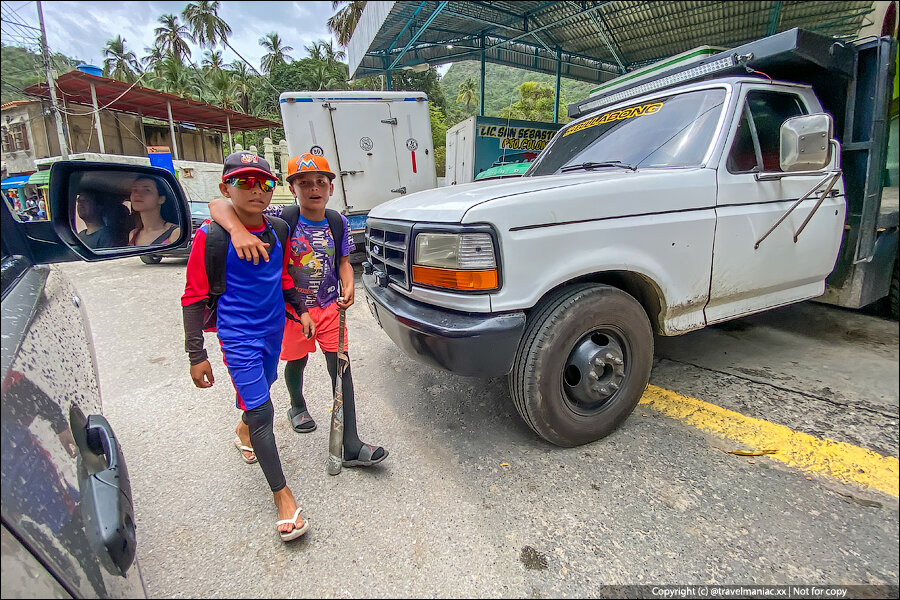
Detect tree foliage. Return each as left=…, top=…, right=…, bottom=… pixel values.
left=328, top=1, right=366, bottom=47
left=103, top=35, right=140, bottom=83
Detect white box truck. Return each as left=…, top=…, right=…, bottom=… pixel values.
left=445, top=116, right=562, bottom=185
left=362, top=28, right=899, bottom=447
left=279, top=91, right=436, bottom=245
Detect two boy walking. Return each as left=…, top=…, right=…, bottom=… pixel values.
left=182, top=151, right=388, bottom=542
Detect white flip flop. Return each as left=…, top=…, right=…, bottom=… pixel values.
left=277, top=507, right=309, bottom=542
left=233, top=437, right=257, bottom=464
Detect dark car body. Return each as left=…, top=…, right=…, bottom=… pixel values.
left=1, top=162, right=190, bottom=598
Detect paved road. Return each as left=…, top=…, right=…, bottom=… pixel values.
left=59, top=259, right=898, bottom=597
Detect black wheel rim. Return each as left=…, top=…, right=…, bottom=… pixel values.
left=562, top=328, right=627, bottom=414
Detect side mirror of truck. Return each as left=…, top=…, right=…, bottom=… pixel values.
left=779, top=113, right=834, bottom=172
left=8, top=161, right=191, bottom=265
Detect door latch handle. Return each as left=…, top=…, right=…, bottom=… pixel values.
left=381, top=118, right=398, bottom=124
left=391, top=187, right=407, bottom=194
left=340, top=170, right=364, bottom=176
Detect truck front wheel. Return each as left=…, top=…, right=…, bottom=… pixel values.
left=509, top=283, right=654, bottom=447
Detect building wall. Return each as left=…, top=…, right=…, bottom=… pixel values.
left=1, top=102, right=56, bottom=175
left=144, top=125, right=223, bottom=163
left=2, top=101, right=226, bottom=174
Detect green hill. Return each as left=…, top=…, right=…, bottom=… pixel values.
left=439, top=61, right=598, bottom=125
left=1, top=43, right=80, bottom=104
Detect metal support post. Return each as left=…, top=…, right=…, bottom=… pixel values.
left=167, top=101, right=179, bottom=160
left=554, top=48, right=562, bottom=123
left=89, top=82, right=105, bottom=153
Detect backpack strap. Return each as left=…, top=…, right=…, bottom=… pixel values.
left=280, top=204, right=301, bottom=236
left=266, top=215, right=290, bottom=255
left=325, top=208, right=345, bottom=257
left=204, top=222, right=230, bottom=300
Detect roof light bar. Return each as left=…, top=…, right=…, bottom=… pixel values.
left=573, top=53, right=752, bottom=117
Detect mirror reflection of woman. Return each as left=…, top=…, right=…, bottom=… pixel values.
left=128, top=176, right=180, bottom=246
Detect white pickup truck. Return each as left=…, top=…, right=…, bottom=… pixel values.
left=362, top=29, right=899, bottom=447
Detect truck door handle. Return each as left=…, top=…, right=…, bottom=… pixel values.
left=391, top=187, right=407, bottom=194
left=340, top=170, right=364, bottom=176
left=381, top=118, right=398, bottom=124
left=85, top=414, right=136, bottom=575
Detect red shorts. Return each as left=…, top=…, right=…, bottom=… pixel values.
left=281, top=302, right=348, bottom=360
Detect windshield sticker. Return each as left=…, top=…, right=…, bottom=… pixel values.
left=563, top=101, right=664, bottom=137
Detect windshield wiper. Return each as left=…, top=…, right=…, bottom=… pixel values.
left=560, top=161, right=638, bottom=173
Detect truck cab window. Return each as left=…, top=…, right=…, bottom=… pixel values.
left=528, top=88, right=727, bottom=176
left=728, top=90, right=807, bottom=173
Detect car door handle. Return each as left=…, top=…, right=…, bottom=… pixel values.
left=391, top=187, right=407, bottom=194
left=85, top=414, right=136, bottom=575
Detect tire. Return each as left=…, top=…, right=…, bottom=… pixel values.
left=140, top=254, right=162, bottom=265
left=508, top=283, right=654, bottom=447
left=890, top=255, right=899, bottom=321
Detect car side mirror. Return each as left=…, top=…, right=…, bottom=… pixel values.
left=31, top=161, right=192, bottom=263
left=780, top=113, right=833, bottom=172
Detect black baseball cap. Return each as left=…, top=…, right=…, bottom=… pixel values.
left=222, top=151, right=276, bottom=181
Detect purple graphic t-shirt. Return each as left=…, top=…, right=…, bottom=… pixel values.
left=265, top=206, right=355, bottom=308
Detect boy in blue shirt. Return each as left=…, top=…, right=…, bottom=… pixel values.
left=182, top=152, right=315, bottom=541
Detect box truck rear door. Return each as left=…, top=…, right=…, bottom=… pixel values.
left=330, top=102, right=401, bottom=213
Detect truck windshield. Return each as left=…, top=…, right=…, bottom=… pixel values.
left=527, top=88, right=727, bottom=176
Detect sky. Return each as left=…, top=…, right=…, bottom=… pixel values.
left=3, top=0, right=339, bottom=70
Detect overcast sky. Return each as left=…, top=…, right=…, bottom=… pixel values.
left=5, top=0, right=338, bottom=70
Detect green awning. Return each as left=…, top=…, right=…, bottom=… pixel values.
left=27, top=170, right=50, bottom=186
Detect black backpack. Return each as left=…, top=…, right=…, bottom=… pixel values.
left=202, top=207, right=345, bottom=330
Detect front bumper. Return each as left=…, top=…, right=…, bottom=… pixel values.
left=362, top=272, right=526, bottom=377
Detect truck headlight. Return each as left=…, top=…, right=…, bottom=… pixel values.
left=413, top=232, right=498, bottom=291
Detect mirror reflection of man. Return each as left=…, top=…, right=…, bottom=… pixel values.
left=75, top=192, right=115, bottom=249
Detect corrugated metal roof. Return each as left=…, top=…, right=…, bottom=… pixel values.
left=349, top=1, right=877, bottom=84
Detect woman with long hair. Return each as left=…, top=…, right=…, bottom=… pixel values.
left=128, top=176, right=181, bottom=246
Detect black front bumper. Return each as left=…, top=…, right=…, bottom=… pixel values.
left=362, top=272, right=526, bottom=378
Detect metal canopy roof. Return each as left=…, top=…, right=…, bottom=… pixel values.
left=24, top=71, right=280, bottom=132
left=348, top=1, right=877, bottom=85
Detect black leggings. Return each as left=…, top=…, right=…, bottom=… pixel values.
left=285, top=352, right=361, bottom=455
left=241, top=399, right=286, bottom=492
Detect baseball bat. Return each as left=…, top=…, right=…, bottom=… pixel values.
left=327, top=306, right=347, bottom=475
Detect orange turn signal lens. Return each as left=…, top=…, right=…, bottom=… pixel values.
left=412, top=265, right=498, bottom=291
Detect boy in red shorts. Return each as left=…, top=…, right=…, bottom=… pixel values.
left=209, top=153, right=388, bottom=468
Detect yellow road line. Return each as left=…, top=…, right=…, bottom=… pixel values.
left=640, top=385, right=899, bottom=497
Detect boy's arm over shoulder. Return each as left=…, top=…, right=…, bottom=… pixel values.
left=209, top=196, right=272, bottom=264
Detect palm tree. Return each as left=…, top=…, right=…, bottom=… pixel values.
left=182, top=0, right=267, bottom=81
left=457, top=77, right=478, bottom=112
left=152, top=55, right=201, bottom=99
left=328, top=1, right=366, bottom=47
left=229, top=60, right=255, bottom=113
left=305, top=39, right=346, bottom=65
left=259, top=32, right=293, bottom=74
left=207, top=68, right=240, bottom=110
left=103, top=35, right=140, bottom=83
left=182, top=1, right=230, bottom=48
left=142, top=44, right=165, bottom=72
left=301, top=63, right=341, bottom=91
left=202, top=49, right=224, bottom=72
left=154, top=14, right=193, bottom=62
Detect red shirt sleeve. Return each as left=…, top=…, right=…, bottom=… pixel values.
left=181, top=226, right=209, bottom=306
left=281, top=234, right=293, bottom=290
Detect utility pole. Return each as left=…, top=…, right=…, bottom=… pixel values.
left=36, top=0, right=68, bottom=159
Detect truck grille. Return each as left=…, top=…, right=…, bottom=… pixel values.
left=365, top=220, right=411, bottom=289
